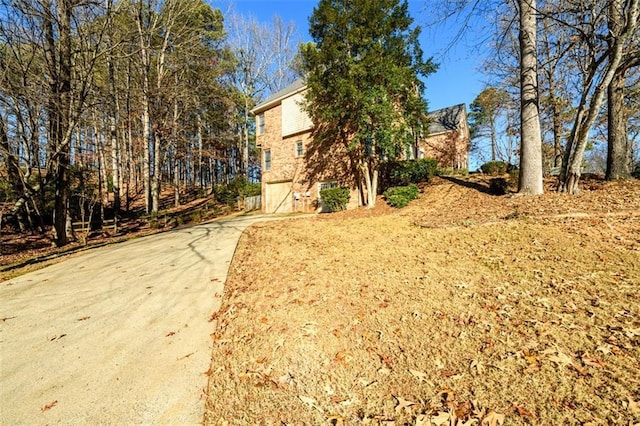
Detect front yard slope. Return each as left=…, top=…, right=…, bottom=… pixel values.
left=204, top=177, right=640, bottom=425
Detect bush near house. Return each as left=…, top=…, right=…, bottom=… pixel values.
left=383, top=184, right=420, bottom=208
left=214, top=177, right=261, bottom=205
left=480, top=161, right=508, bottom=175
left=381, top=158, right=439, bottom=189
left=319, top=187, right=350, bottom=212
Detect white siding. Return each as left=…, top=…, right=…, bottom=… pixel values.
left=281, top=93, right=312, bottom=137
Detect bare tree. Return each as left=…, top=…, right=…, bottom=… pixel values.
left=558, top=0, right=639, bottom=193
left=225, top=10, right=300, bottom=179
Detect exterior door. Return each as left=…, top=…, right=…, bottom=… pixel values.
left=265, top=181, right=293, bottom=213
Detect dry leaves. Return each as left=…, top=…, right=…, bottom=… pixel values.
left=41, top=400, right=57, bottom=412
left=481, top=410, right=505, bottom=426
left=298, top=395, right=323, bottom=413
left=393, top=395, right=417, bottom=413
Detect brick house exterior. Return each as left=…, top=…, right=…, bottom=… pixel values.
left=252, top=79, right=469, bottom=213
left=417, top=104, right=470, bottom=170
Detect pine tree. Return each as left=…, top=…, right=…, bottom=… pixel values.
left=301, top=0, right=436, bottom=207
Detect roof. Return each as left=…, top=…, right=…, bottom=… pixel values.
left=251, top=78, right=306, bottom=114
left=251, top=79, right=466, bottom=135
left=427, top=104, right=466, bottom=135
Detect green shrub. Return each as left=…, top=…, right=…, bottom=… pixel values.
left=382, top=158, right=438, bottom=188
left=383, top=184, right=419, bottom=208
left=480, top=161, right=508, bottom=175
left=319, top=187, right=350, bottom=212
left=214, top=177, right=261, bottom=205
left=241, top=182, right=261, bottom=197
left=438, top=167, right=469, bottom=177
left=213, top=184, right=235, bottom=205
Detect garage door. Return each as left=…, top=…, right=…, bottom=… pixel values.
left=265, top=181, right=293, bottom=213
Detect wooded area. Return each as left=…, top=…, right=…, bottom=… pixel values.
left=466, top=0, right=640, bottom=194
left=0, top=0, right=298, bottom=246
left=2, top=0, right=639, bottom=247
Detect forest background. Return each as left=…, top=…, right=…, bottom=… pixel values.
left=1, top=0, right=638, bottom=248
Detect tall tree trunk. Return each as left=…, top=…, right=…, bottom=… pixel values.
left=197, top=113, right=203, bottom=188
left=109, top=52, right=121, bottom=211
left=490, top=118, right=497, bottom=162
left=1, top=114, right=29, bottom=232
left=606, top=68, right=630, bottom=180
left=135, top=1, right=152, bottom=213
left=518, top=0, right=543, bottom=195
left=243, top=96, right=250, bottom=179
left=47, top=0, right=73, bottom=246
left=606, top=0, right=631, bottom=181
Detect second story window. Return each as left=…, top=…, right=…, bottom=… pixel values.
left=257, top=113, right=265, bottom=135
left=264, top=149, right=271, bottom=171
left=295, top=140, right=304, bottom=157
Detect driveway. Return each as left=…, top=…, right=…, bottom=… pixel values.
left=0, top=214, right=276, bottom=425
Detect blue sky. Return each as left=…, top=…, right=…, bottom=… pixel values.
left=215, top=0, right=488, bottom=112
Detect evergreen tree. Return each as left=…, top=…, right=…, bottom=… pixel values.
left=301, top=0, right=436, bottom=207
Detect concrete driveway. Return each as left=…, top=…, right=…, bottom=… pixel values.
left=0, top=214, right=274, bottom=425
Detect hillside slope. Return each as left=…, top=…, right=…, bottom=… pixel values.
left=205, top=176, right=640, bottom=425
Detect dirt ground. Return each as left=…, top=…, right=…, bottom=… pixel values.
left=204, top=176, right=640, bottom=425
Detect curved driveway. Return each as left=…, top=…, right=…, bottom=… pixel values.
left=0, top=214, right=274, bottom=425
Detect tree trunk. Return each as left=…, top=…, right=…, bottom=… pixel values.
left=518, top=0, right=544, bottom=195
left=109, top=53, right=121, bottom=212
left=606, top=0, right=631, bottom=181
left=606, top=68, right=630, bottom=180
left=49, top=0, right=73, bottom=246
left=135, top=1, right=152, bottom=213
left=361, top=158, right=377, bottom=208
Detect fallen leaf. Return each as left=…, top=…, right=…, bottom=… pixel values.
left=393, top=395, right=417, bottom=413
left=595, top=344, right=613, bottom=355
left=334, top=350, right=353, bottom=365
left=330, top=395, right=347, bottom=404
left=546, top=350, right=573, bottom=367
left=454, top=400, right=472, bottom=419
left=430, top=411, right=451, bottom=425
left=512, top=403, right=534, bottom=418
left=582, top=356, right=606, bottom=369
left=409, top=368, right=433, bottom=385
left=166, top=331, right=175, bottom=337
left=481, top=410, right=505, bottom=426
left=470, top=359, right=485, bottom=375
left=299, top=395, right=323, bottom=413
left=41, top=400, right=58, bottom=412
left=301, top=322, right=319, bottom=337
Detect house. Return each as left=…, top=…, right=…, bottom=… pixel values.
left=251, top=79, right=469, bottom=214
left=417, top=104, right=470, bottom=170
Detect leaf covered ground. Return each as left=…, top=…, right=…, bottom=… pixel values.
left=204, top=176, right=640, bottom=425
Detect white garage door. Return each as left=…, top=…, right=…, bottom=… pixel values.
left=265, top=181, right=293, bottom=214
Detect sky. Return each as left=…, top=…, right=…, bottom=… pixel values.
left=215, top=0, right=489, bottom=112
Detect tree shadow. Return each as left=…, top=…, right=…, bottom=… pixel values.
left=440, top=175, right=498, bottom=196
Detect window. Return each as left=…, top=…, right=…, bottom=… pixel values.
left=257, top=113, right=265, bottom=135
left=264, top=149, right=271, bottom=171
left=319, top=181, right=337, bottom=194
left=295, top=140, right=304, bottom=157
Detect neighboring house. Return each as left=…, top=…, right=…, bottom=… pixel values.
left=252, top=79, right=469, bottom=214
left=417, top=104, right=470, bottom=170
